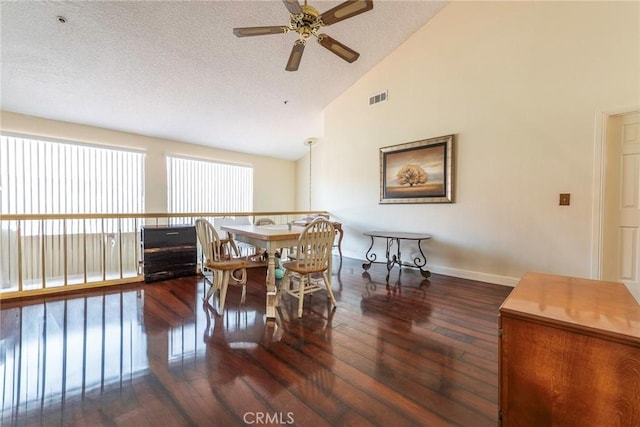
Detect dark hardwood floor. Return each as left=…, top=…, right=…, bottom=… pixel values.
left=0, top=257, right=513, bottom=427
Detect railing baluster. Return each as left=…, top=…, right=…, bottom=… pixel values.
left=135, top=218, right=141, bottom=275
left=118, top=218, right=123, bottom=279
left=101, top=218, right=106, bottom=282
left=40, top=219, right=46, bottom=290
left=63, top=219, right=68, bottom=286
left=83, top=219, right=87, bottom=284
left=18, top=220, right=23, bottom=292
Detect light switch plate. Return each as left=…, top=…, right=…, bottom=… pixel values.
left=559, top=193, right=570, bottom=206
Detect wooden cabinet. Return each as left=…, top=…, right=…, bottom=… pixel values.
left=499, top=273, right=640, bottom=426
left=141, top=225, right=197, bottom=283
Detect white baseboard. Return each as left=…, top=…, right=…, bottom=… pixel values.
left=342, top=253, right=520, bottom=287
left=429, top=265, right=519, bottom=287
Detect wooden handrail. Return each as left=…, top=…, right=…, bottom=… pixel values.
left=0, top=211, right=331, bottom=300
left=0, top=211, right=329, bottom=220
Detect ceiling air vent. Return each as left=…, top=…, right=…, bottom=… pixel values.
left=369, top=90, right=388, bottom=106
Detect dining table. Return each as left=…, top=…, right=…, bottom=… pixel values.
left=220, top=223, right=333, bottom=319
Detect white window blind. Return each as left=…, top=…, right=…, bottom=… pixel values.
left=0, top=134, right=145, bottom=287
left=167, top=155, right=253, bottom=213
left=0, top=134, right=145, bottom=232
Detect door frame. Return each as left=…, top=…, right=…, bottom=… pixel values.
left=591, top=105, right=640, bottom=280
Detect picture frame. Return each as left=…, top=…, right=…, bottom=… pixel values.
left=380, top=134, right=455, bottom=204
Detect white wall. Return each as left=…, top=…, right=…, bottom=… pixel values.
left=309, top=1, right=640, bottom=285
left=1, top=111, right=296, bottom=212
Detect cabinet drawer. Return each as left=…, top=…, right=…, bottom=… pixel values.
left=142, top=226, right=196, bottom=248
left=143, top=248, right=196, bottom=271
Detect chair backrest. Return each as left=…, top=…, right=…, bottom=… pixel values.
left=300, top=214, right=329, bottom=222
left=195, top=218, right=226, bottom=263
left=294, top=218, right=335, bottom=272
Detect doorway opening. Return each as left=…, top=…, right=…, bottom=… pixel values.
left=595, top=108, right=640, bottom=301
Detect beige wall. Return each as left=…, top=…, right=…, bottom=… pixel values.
left=308, top=1, right=640, bottom=285
left=1, top=111, right=296, bottom=212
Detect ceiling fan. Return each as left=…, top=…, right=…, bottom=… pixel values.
left=233, top=0, right=374, bottom=72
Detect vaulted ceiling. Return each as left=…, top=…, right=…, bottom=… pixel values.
left=1, top=1, right=447, bottom=160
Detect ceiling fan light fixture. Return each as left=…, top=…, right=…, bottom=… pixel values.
left=290, top=4, right=321, bottom=38
left=233, top=0, right=373, bottom=71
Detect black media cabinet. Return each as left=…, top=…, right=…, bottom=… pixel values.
left=141, top=225, right=197, bottom=283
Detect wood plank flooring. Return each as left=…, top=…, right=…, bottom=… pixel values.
left=0, top=257, right=513, bottom=427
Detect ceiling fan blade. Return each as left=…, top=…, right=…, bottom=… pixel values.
left=317, top=34, right=360, bottom=63
left=286, top=41, right=305, bottom=71
left=233, top=26, right=288, bottom=37
left=282, top=0, right=303, bottom=15
left=319, top=0, right=373, bottom=26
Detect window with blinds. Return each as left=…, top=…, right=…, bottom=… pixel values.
left=1, top=134, right=144, bottom=238
left=0, top=134, right=145, bottom=218
left=0, top=134, right=145, bottom=287
left=167, top=155, right=253, bottom=214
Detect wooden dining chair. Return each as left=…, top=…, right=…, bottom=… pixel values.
left=195, top=218, right=249, bottom=314
left=279, top=218, right=337, bottom=318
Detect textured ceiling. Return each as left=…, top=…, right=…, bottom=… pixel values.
left=1, top=1, right=447, bottom=160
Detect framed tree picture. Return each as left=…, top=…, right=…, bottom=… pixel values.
left=380, top=134, right=455, bottom=204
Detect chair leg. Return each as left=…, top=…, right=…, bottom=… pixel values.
left=297, top=275, right=306, bottom=318
left=323, top=271, right=337, bottom=307
left=205, top=269, right=221, bottom=302
left=202, top=267, right=214, bottom=286
left=218, top=270, right=231, bottom=314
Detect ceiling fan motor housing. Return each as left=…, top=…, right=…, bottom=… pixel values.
left=292, top=5, right=322, bottom=39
